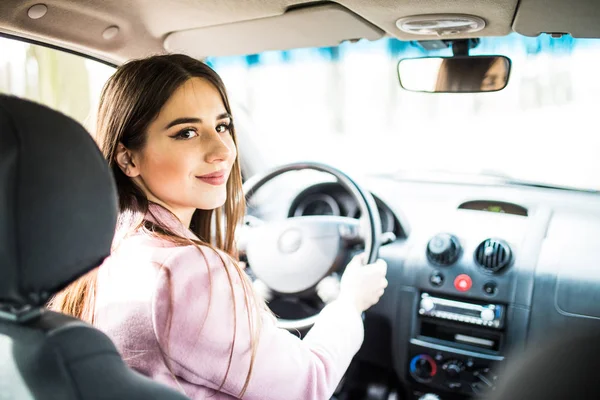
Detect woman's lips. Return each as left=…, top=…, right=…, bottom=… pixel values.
left=196, top=170, right=226, bottom=186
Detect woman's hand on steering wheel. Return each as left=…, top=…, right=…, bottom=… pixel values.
left=338, top=254, right=388, bottom=314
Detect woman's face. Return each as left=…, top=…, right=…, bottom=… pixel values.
left=121, top=77, right=237, bottom=224
left=481, top=59, right=508, bottom=91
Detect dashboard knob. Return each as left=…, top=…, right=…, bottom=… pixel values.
left=480, top=307, right=495, bottom=322
left=410, top=355, right=437, bottom=381
left=427, top=233, right=461, bottom=265
left=420, top=297, right=435, bottom=313
left=442, top=360, right=464, bottom=380
left=418, top=394, right=441, bottom=400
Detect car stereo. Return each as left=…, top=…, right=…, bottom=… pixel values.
left=419, top=293, right=505, bottom=329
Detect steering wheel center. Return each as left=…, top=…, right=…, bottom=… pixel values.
left=278, top=228, right=303, bottom=253
left=247, top=217, right=344, bottom=294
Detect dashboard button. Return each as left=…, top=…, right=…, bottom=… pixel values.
left=454, top=274, right=472, bottom=292
left=430, top=271, right=444, bottom=287
left=483, top=281, right=498, bottom=296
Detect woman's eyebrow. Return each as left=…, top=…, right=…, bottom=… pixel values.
left=164, top=113, right=232, bottom=129
left=165, top=117, right=201, bottom=129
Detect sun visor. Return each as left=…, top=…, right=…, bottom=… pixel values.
left=164, top=3, right=385, bottom=58
left=514, top=0, right=600, bottom=38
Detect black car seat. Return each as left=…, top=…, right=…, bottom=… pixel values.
left=0, top=95, right=189, bottom=400
left=488, top=328, right=600, bottom=400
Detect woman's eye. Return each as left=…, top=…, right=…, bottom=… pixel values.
left=216, top=123, right=231, bottom=134
left=174, top=129, right=198, bottom=140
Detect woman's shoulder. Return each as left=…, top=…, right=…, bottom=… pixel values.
left=161, top=241, right=231, bottom=272
left=111, top=232, right=231, bottom=273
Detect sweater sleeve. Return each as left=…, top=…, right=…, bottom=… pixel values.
left=151, top=244, right=364, bottom=400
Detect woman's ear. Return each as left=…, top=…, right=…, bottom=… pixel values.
left=115, top=143, right=140, bottom=177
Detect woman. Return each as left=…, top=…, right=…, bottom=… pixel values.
left=434, top=57, right=508, bottom=92
left=49, top=54, right=388, bottom=399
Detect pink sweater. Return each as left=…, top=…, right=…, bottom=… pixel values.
left=93, top=205, right=364, bottom=399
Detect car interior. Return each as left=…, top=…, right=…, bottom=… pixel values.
left=1, top=1, right=600, bottom=399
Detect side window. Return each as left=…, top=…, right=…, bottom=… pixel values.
left=0, top=36, right=115, bottom=134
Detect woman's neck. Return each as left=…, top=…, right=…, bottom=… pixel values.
left=147, top=197, right=195, bottom=228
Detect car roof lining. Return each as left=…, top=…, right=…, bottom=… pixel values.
left=0, top=0, right=598, bottom=64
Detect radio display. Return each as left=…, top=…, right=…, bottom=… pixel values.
left=441, top=304, right=482, bottom=318
left=419, top=292, right=505, bottom=329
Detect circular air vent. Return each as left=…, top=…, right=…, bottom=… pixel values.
left=475, top=239, right=512, bottom=273
left=427, top=233, right=461, bottom=266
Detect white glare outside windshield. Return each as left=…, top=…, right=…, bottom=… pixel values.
left=208, top=34, right=600, bottom=191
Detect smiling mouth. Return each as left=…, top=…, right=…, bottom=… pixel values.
left=196, top=171, right=227, bottom=186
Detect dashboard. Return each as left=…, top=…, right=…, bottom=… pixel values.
left=246, top=173, right=600, bottom=400
left=287, top=182, right=405, bottom=238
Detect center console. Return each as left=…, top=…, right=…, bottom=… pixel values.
left=408, top=293, right=506, bottom=398
left=391, top=226, right=539, bottom=400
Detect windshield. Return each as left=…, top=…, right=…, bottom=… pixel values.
left=208, top=34, right=599, bottom=191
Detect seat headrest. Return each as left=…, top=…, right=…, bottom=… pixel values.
left=0, top=95, right=117, bottom=308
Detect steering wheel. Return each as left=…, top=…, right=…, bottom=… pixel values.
left=238, top=162, right=382, bottom=330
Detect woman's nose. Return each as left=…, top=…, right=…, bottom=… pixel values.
left=204, top=130, right=233, bottom=163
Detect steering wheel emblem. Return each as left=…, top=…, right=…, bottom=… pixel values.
left=278, top=228, right=303, bottom=253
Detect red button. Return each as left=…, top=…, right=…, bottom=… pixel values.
left=454, top=274, right=472, bottom=292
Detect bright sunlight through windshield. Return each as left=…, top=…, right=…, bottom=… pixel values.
left=208, top=34, right=600, bottom=191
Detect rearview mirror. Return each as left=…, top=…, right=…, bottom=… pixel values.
left=397, top=56, right=511, bottom=93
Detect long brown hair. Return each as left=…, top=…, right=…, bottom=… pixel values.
left=48, top=54, right=261, bottom=397
left=434, top=57, right=498, bottom=92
